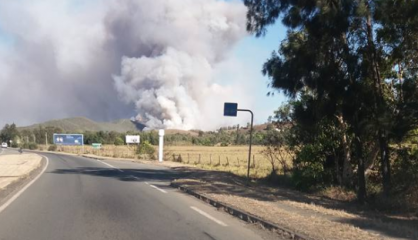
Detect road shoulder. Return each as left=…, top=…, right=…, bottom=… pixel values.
left=0, top=154, right=46, bottom=208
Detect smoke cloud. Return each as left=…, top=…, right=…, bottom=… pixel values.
left=0, top=0, right=250, bottom=130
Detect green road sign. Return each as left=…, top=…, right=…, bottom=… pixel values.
left=92, top=143, right=101, bottom=149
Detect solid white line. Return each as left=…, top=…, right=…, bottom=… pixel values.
left=150, top=184, right=167, bottom=193
left=96, top=160, right=124, bottom=172
left=0, top=155, right=49, bottom=214
left=190, top=206, right=228, bottom=227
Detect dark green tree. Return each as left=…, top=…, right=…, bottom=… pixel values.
left=245, top=0, right=418, bottom=201
left=0, top=123, right=20, bottom=144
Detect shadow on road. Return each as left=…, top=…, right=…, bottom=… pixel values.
left=51, top=167, right=191, bottom=182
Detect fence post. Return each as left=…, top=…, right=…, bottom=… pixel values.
left=252, top=155, right=256, bottom=168
left=210, top=154, right=212, bottom=165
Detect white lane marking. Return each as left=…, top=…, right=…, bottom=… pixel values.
left=150, top=184, right=167, bottom=193
left=0, top=155, right=49, bottom=214
left=96, top=160, right=124, bottom=172
left=190, top=206, right=228, bottom=227
left=145, top=182, right=150, bottom=185
left=130, top=175, right=139, bottom=180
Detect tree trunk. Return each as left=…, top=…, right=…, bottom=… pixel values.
left=336, top=112, right=353, bottom=186
left=379, top=131, right=391, bottom=196
left=355, top=136, right=366, bottom=204
left=365, top=1, right=391, bottom=196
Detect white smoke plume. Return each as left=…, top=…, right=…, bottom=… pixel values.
left=0, top=0, right=250, bottom=130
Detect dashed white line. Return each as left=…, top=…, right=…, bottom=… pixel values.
left=95, top=160, right=124, bottom=172
left=0, top=155, right=49, bottom=214
left=149, top=184, right=167, bottom=193
left=190, top=206, right=228, bottom=227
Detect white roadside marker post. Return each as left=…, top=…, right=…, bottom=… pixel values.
left=158, top=129, right=165, bottom=162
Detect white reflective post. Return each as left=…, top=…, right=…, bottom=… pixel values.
left=158, top=129, right=165, bottom=162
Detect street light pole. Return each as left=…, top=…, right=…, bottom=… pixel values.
left=238, top=109, right=254, bottom=179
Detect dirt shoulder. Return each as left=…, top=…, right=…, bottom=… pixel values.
left=171, top=169, right=418, bottom=240
left=0, top=154, right=44, bottom=205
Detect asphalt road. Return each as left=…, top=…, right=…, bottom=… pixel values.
left=0, top=149, right=279, bottom=240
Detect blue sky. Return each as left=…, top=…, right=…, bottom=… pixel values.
left=230, top=23, right=287, bottom=124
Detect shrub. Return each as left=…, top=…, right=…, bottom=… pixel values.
left=48, top=144, right=57, bottom=151
left=292, top=144, right=330, bottom=190
left=114, top=137, right=124, bottom=146
left=137, top=141, right=156, bottom=159
left=21, top=142, right=38, bottom=150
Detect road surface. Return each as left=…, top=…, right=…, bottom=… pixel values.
left=0, top=149, right=279, bottom=240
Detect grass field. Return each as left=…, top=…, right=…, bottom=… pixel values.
left=165, top=145, right=280, bottom=178
left=39, top=144, right=292, bottom=178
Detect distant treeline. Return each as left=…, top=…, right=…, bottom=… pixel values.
left=0, top=123, right=276, bottom=146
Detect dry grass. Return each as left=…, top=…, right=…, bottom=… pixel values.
left=174, top=177, right=418, bottom=240
left=164, top=145, right=292, bottom=178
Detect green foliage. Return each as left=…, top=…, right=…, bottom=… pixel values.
left=137, top=141, right=156, bottom=159
left=21, top=142, right=38, bottom=150
left=245, top=0, right=418, bottom=202
left=292, top=144, right=326, bottom=190
left=114, top=137, right=124, bottom=146
left=48, top=144, right=57, bottom=151
left=0, top=123, right=19, bottom=144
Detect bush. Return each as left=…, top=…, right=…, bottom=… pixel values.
left=137, top=141, right=156, bottom=159
left=48, top=144, right=57, bottom=151
left=114, top=137, right=124, bottom=146
left=292, top=144, right=330, bottom=190
left=21, top=142, right=38, bottom=150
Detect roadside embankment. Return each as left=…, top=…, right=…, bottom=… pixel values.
left=0, top=154, right=44, bottom=204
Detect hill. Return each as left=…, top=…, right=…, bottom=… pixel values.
left=18, top=117, right=144, bottom=133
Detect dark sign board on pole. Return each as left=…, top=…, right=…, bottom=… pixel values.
left=223, top=102, right=238, bottom=117
left=223, top=102, right=254, bottom=179
left=53, top=134, right=84, bottom=146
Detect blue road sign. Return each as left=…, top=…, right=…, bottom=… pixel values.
left=53, top=134, right=84, bottom=145
left=224, top=102, right=238, bottom=117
